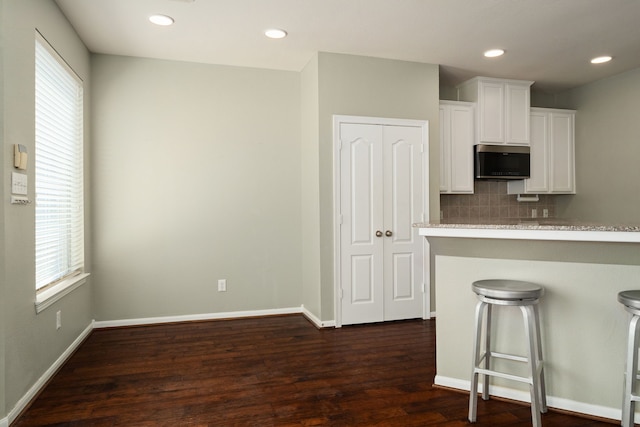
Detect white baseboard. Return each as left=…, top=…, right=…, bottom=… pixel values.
left=301, top=305, right=335, bottom=328
left=7, top=321, right=94, bottom=425
left=434, top=375, right=620, bottom=422
left=93, top=306, right=304, bottom=329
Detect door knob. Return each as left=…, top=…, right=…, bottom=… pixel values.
left=385, top=230, right=393, bottom=237
left=375, top=230, right=383, bottom=237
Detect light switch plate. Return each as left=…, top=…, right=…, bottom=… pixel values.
left=12, top=172, right=27, bottom=195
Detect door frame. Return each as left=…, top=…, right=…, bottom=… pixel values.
left=333, top=115, right=431, bottom=328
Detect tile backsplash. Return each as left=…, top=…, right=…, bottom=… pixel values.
left=440, top=181, right=556, bottom=223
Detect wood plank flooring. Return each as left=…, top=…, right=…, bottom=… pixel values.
left=13, top=315, right=614, bottom=426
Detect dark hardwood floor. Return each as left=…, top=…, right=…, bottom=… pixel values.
left=13, top=315, right=614, bottom=426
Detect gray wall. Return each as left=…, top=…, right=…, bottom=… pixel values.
left=300, top=54, right=322, bottom=319
left=90, top=54, right=302, bottom=321
left=557, top=68, right=640, bottom=223
left=315, top=53, right=440, bottom=321
left=1, top=0, right=92, bottom=419
left=1, top=1, right=6, bottom=417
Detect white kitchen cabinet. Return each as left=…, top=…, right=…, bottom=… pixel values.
left=508, top=108, right=576, bottom=195
left=457, top=76, right=534, bottom=145
left=440, top=101, right=475, bottom=194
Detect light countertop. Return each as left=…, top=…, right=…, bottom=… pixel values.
left=415, top=221, right=640, bottom=243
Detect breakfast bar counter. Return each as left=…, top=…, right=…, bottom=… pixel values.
left=416, top=221, right=640, bottom=422
left=418, top=221, right=640, bottom=242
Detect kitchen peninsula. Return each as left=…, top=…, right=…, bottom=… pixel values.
left=417, top=221, right=640, bottom=422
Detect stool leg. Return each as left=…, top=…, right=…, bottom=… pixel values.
left=469, top=300, right=487, bottom=423
left=483, top=304, right=492, bottom=400
left=533, top=303, right=547, bottom=413
left=522, top=305, right=542, bottom=427
left=623, top=314, right=640, bottom=427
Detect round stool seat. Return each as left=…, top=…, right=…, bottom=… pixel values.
left=472, top=279, right=544, bottom=300
left=618, top=290, right=640, bottom=311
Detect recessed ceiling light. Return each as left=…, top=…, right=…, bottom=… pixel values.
left=149, top=14, right=175, bottom=26
left=591, top=55, right=612, bottom=64
left=265, top=29, right=287, bottom=39
left=484, top=49, right=505, bottom=58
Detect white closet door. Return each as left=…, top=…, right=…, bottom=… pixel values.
left=339, top=121, right=425, bottom=325
left=339, top=123, right=385, bottom=325
left=382, top=125, right=424, bottom=321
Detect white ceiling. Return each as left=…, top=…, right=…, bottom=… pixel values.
left=55, top=0, right=640, bottom=93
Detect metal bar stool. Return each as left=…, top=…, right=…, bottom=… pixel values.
left=469, top=279, right=547, bottom=427
left=618, top=290, right=640, bottom=427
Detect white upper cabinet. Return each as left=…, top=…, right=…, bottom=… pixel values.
left=457, top=77, right=534, bottom=145
left=508, top=108, right=576, bottom=195
left=440, top=101, right=475, bottom=194
left=521, top=111, right=550, bottom=192
left=549, top=110, right=576, bottom=193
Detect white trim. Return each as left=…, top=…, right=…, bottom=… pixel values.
left=418, top=227, right=640, bottom=243
left=301, top=305, right=335, bottom=328
left=333, top=115, right=431, bottom=326
left=333, top=115, right=343, bottom=327
left=7, top=321, right=94, bottom=425
left=333, top=115, right=429, bottom=128
left=93, top=307, right=303, bottom=329
left=0, top=416, right=7, bottom=427
left=434, top=375, right=621, bottom=423
left=35, top=273, right=90, bottom=313
left=422, top=239, right=432, bottom=320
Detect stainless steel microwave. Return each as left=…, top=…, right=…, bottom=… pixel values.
left=474, top=144, right=530, bottom=180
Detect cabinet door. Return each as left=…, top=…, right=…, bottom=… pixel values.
left=478, top=81, right=505, bottom=143
left=549, top=112, right=575, bottom=193
left=505, top=83, right=531, bottom=145
left=525, top=111, right=549, bottom=193
left=449, top=105, right=474, bottom=192
left=439, top=105, right=450, bottom=192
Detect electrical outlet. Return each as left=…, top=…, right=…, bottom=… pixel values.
left=543, top=208, right=549, bottom=218
left=218, top=279, right=227, bottom=292
left=531, top=208, right=537, bottom=218
left=56, top=310, right=62, bottom=330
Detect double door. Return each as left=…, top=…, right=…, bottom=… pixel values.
left=337, top=119, right=427, bottom=325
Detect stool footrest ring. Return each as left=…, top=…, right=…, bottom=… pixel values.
left=486, top=351, right=529, bottom=364
left=473, top=368, right=534, bottom=385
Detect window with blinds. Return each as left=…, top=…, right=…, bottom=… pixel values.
left=35, top=32, right=85, bottom=291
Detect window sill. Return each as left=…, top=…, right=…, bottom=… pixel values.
left=35, top=273, right=90, bottom=314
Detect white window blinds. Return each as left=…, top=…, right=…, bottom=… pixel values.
left=35, top=32, right=85, bottom=291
